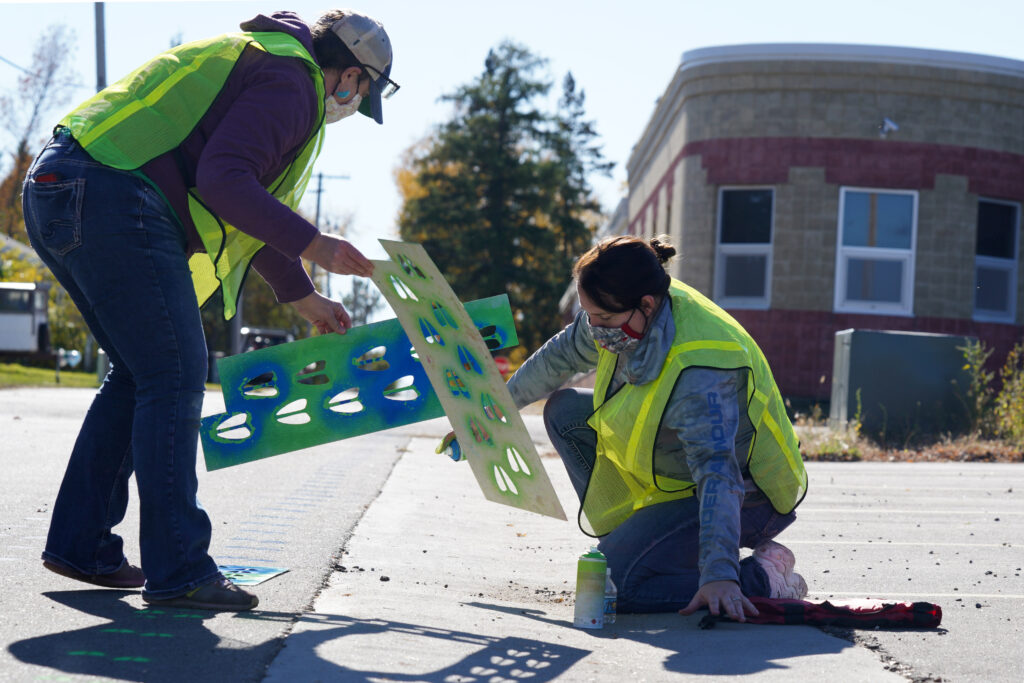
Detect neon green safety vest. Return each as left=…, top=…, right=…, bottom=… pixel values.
left=59, top=31, right=326, bottom=319
left=582, top=279, right=807, bottom=536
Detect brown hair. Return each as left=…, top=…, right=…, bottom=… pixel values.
left=573, top=235, right=677, bottom=312
left=311, top=10, right=363, bottom=71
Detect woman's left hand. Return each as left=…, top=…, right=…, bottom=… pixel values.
left=679, top=580, right=759, bottom=623
left=289, top=291, right=353, bottom=335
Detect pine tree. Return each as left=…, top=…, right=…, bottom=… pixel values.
left=397, top=42, right=612, bottom=352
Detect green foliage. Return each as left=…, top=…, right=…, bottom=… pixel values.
left=396, top=42, right=612, bottom=352
left=957, top=339, right=1024, bottom=447
left=993, top=343, right=1024, bottom=447
left=0, top=362, right=98, bottom=388
left=955, top=339, right=995, bottom=435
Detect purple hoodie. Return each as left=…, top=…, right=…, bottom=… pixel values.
left=141, top=11, right=323, bottom=303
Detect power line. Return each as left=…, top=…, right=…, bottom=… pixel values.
left=0, top=54, right=29, bottom=74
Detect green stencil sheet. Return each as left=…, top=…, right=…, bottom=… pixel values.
left=370, top=240, right=567, bottom=521
left=199, top=294, right=518, bottom=470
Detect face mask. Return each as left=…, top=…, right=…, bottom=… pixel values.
left=587, top=312, right=643, bottom=355
left=325, top=92, right=362, bottom=124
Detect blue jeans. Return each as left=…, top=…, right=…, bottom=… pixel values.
left=543, top=388, right=796, bottom=613
left=23, top=130, right=219, bottom=598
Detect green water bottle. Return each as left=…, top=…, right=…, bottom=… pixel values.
left=574, top=547, right=607, bottom=629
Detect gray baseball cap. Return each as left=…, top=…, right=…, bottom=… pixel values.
left=331, top=9, right=396, bottom=124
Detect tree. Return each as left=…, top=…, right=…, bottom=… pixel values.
left=0, top=24, right=80, bottom=241
left=343, top=276, right=384, bottom=326
left=396, top=42, right=611, bottom=352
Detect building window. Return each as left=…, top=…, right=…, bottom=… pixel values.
left=834, top=187, right=917, bottom=315
left=714, top=188, right=773, bottom=309
left=974, top=198, right=1019, bottom=322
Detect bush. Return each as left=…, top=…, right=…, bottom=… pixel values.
left=958, top=339, right=1024, bottom=448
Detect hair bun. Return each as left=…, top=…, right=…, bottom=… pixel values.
left=649, top=236, right=677, bottom=264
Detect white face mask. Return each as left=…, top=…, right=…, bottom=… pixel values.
left=325, top=92, right=362, bottom=124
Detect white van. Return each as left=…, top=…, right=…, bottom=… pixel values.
left=0, top=282, right=50, bottom=353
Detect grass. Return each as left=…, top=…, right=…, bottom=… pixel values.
left=793, top=405, right=1024, bottom=463
left=0, top=362, right=100, bottom=389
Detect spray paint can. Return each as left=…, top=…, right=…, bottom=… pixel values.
left=574, top=547, right=607, bottom=629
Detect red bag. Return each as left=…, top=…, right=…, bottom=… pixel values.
left=700, top=597, right=942, bottom=629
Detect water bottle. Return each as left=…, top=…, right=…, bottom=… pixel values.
left=603, top=568, right=617, bottom=625
left=573, top=547, right=607, bottom=629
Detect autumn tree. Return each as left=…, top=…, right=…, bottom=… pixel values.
left=0, top=24, right=79, bottom=241
left=396, top=42, right=612, bottom=352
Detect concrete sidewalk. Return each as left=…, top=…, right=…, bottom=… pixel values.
left=264, top=413, right=947, bottom=683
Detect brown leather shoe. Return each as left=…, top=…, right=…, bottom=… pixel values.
left=43, top=559, right=145, bottom=589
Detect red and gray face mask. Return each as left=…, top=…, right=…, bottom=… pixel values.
left=586, top=310, right=645, bottom=355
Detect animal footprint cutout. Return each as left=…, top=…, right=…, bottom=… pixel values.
left=296, top=360, right=329, bottom=385
left=493, top=464, right=519, bottom=495
left=457, top=345, right=482, bottom=374
left=477, top=323, right=505, bottom=350
left=445, top=369, right=470, bottom=398
left=389, top=274, right=419, bottom=301
left=275, top=399, right=310, bottom=425
left=398, top=253, right=427, bottom=280
left=481, top=393, right=507, bottom=422
left=242, top=371, right=277, bottom=397
left=353, top=346, right=389, bottom=371
left=469, top=416, right=494, bottom=445
left=383, top=375, right=420, bottom=401
left=327, top=387, right=364, bottom=414
left=419, top=318, right=445, bottom=345
left=505, top=446, right=531, bottom=476
left=431, top=301, right=459, bottom=329
left=213, top=412, right=252, bottom=441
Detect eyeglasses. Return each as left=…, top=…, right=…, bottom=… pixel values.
left=360, top=63, right=400, bottom=99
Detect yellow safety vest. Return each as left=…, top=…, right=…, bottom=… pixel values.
left=582, top=279, right=807, bottom=536
left=60, top=31, right=325, bottom=319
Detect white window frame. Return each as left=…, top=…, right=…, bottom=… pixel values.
left=833, top=186, right=918, bottom=316
left=973, top=197, right=1020, bottom=323
left=714, top=186, right=774, bottom=310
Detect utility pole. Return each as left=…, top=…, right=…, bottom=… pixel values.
left=94, top=2, right=106, bottom=90
left=309, top=172, right=350, bottom=299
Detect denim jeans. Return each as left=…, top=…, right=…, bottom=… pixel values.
left=23, top=130, right=220, bottom=598
left=543, top=387, right=796, bottom=613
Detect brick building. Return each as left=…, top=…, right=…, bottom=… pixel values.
left=626, top=43, right=1024, bottom=400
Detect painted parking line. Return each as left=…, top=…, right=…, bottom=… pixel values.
left=799, top=508, right=1024, bottom=515
left=784, top=540, right=1012, bottom=548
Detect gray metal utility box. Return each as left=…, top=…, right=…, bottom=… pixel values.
left=829, top=329, right=974, bottom=441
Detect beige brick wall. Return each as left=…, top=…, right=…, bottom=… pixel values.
left=773, top=168, right=838, bottom=312
left=672, top=157, right=715, bottom=295
left=915, top=174, right=976, bottom=318
left=626, top=48, right=1024, bottom=324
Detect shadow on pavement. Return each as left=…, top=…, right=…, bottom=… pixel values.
left=239, top=609, right=590, bottom=681
left=10, top=594, right=588, bottom=683
left=8, top=590, right=280, bottom=683
left=464, top=600, right=856, bottom=677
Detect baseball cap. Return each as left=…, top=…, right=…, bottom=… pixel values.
left=331, top=9, right=395, bottom=124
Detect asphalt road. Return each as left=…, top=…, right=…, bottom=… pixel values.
left=2, top=387, right=1023, bottom=682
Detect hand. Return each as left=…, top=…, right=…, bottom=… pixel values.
left=301, top=233, right=374, bottom=277
left=679, top=580, right=759, bottom=623
left=289, top=291, right=352, bottom=335
left=435, top=431, right=464, bottom=462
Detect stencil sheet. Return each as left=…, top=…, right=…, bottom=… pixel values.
left=200, top=295, right=518, bottom=470
left=370, top=240, right=566, bottom=520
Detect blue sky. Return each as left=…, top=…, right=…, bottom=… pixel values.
left=2, top=0, right=1023, bottom=279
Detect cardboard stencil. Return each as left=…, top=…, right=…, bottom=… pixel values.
left=217, top=565, right=289, bottom=586
left=370, top=240, right=566, bottom=520
left=199, top=295, right=518, bottom=470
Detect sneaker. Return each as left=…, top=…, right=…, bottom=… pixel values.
left=752, top=540, right=808, bottom=599
left=44, top=558, right=145, bottom=589
left=142, top=576, right=258, bottom=612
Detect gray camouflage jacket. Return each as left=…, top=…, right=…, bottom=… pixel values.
left=507, top=297, right=761, bottom=587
